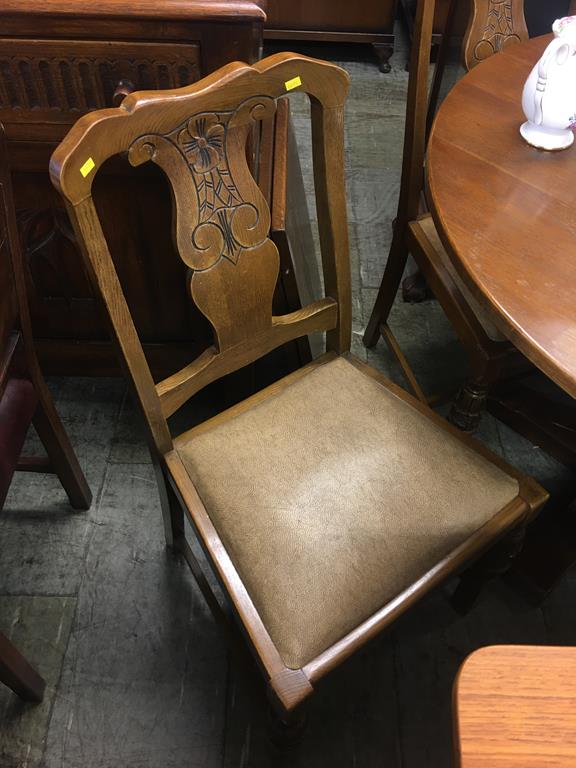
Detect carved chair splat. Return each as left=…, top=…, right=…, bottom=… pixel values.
left=51, top=52, right=547, bottom=719
left=364, top=0, right=530, bottom=431
left=464, top=0, right=528, bottom=69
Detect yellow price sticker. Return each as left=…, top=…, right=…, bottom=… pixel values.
left=80, top=157, right=95, bottom=178
left=285, top=76, right=302, bottom=92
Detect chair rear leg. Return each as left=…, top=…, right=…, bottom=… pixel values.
left=451, top=525, right=527, bottom=614
left=363, top=232, right=410, bottom=348
left=0, top=631, right=45, bottom=702
left=32, top=391, right=91, bottom=510
left=155, top=466, right=185, bottom=551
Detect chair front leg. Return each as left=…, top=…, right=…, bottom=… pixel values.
left=267, top=694, right=308, bottom=752
left=0, top=631, right=45, bottom=702
left=32, top=391, right=92, bottom=510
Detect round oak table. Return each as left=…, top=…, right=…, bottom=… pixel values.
left=427, top=34, right=576, bottom=401
left=454, top=645, right=576, bottom=767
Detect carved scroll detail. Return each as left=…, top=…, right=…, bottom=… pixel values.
left=128, top=96, right=279, bottom=350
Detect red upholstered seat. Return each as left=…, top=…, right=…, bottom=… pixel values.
left=0, top=378, right=38, bottom=509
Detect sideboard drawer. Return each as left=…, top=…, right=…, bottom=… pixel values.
left=0, top=39, right=201, bottom=120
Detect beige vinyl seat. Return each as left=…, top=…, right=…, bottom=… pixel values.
left=176, top=354, right=519, bottom=669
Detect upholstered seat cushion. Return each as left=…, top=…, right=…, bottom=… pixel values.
left=176, top=356, right=519, bottom=669
left=417, top=215, right=506, bottom=342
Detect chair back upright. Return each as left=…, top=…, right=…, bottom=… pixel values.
left=50, top=54, right=351, bottom=455
left=0, top=129, right=18, bottom=368
left=396, top=0, right=437, bottom=238
left=0, top=126, right=36, bottom=394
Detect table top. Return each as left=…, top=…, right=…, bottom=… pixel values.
left=427, top=35, right=576, bottom=400
left=454, top=645, right=576, bottom=767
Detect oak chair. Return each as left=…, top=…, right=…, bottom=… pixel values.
left=50, top=52, right=547, bottom=720
left=0, top=125, right=91, bottom=701
left=364, top=0, right=530, bottom=430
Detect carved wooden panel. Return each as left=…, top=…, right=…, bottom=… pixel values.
left=128, top=97, right=279, bottom=354
left=0, top=39, right=201, bottom=117
left=464, top=0, right=529, bottom=70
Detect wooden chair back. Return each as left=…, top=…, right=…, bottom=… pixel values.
left=397, top=0, right=438, bottom=233
left=405, top=0, right=529, bottom=233
left=50, top=53, right=350, bottom=454
left=464, top=0, right=528, bottom=70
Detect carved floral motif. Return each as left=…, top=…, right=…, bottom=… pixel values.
left=127, top=95, right=279, bottom=350
left=174, top=110, right=244, bottom=261
left=128, top=98, right=275, bottom=273
left=178, top=114, right=225, bottom=174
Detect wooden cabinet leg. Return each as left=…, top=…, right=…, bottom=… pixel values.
left=373, top=43, right=394, bottom=73
left=0, top=631, right=45, bottom=702
left=402, top=268, right=432, bottom=302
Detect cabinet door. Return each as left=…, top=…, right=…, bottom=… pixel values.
left=265, top=0, right=396, bottom=33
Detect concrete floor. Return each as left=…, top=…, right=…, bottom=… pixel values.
left=1, top=33, right=575, bottom=768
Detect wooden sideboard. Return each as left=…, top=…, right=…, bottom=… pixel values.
left=264, top=0, right=397, bottom=72
left=0, top=0, right=306, bottom=379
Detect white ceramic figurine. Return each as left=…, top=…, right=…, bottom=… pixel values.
left=520, top=16, right=576, bottom=151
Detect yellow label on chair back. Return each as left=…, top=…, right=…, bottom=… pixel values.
left=284, top=76, right=302, bottom=91
left=80, top=158, right=96, bottom=178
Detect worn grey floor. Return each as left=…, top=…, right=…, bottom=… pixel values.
left=1, top=30, right=576, bottom=768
